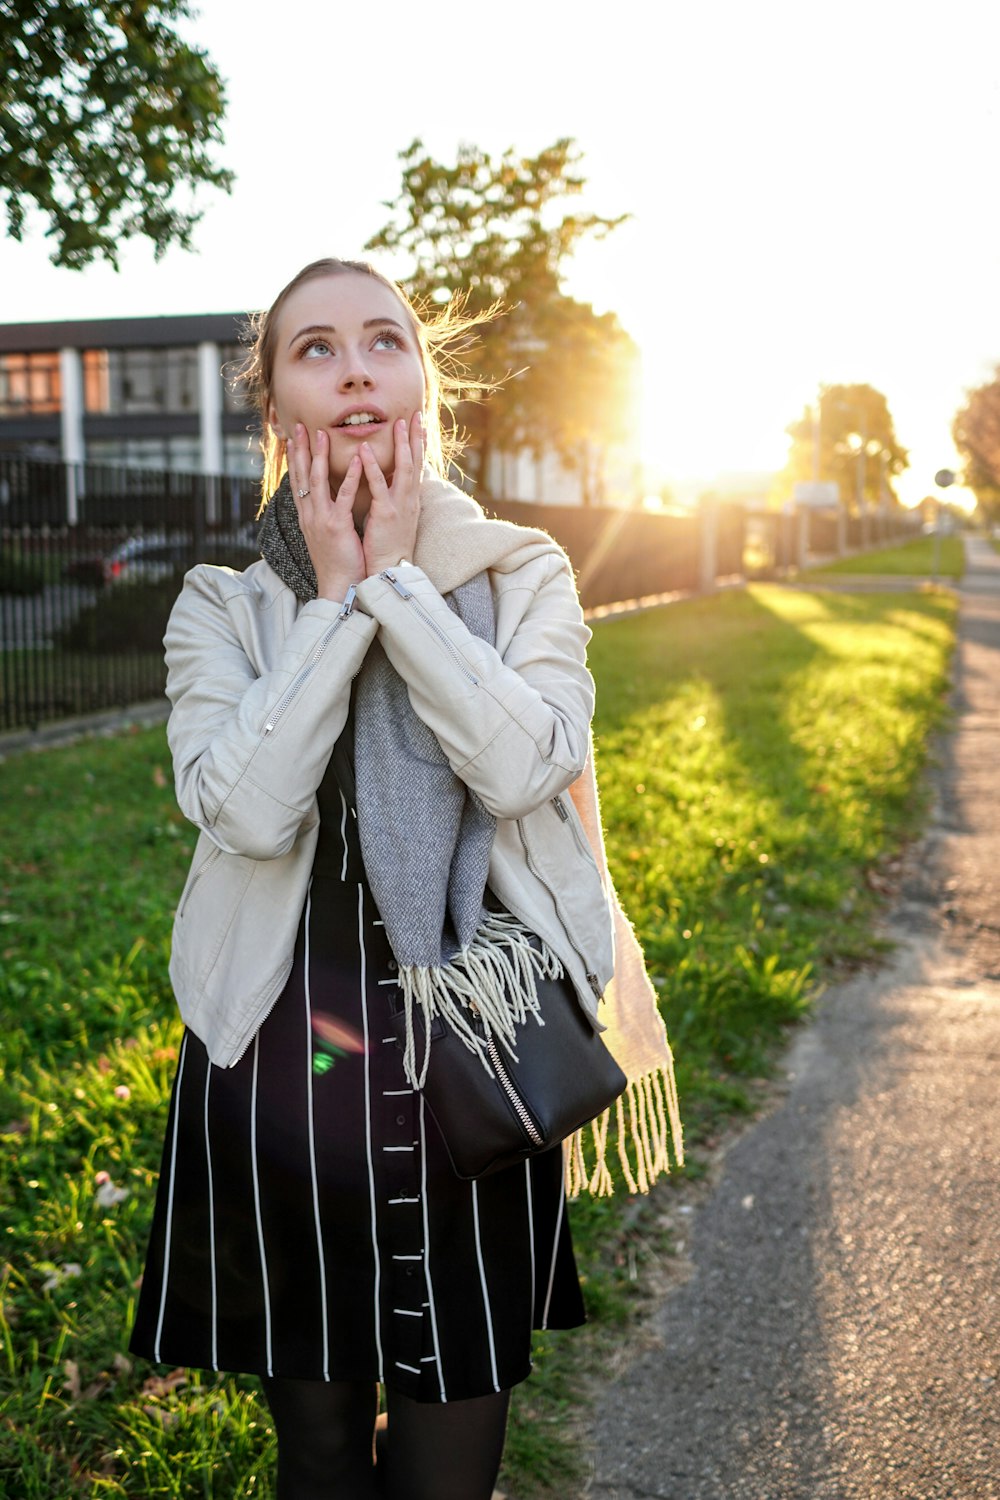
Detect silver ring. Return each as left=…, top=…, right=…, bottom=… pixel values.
left=297, top=487, right=310, bottom=499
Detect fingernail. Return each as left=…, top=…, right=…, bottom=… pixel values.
left=315, top=429, right=324, bottom=444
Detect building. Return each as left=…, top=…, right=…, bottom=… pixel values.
left=0, top=312, right=258, bottom=478
left=0, top=312, right=641, bottom=507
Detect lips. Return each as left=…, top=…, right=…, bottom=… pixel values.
left=333, top=405, right=387, bottom=432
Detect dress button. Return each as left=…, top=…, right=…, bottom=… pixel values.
left=387, top=959, right=398, bottom=971
left=396, top=1114, right=407, bottom=1126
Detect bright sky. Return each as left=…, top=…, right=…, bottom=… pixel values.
left=4, top=0, right=999, bottom=509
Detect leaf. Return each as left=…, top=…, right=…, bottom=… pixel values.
left=141, top=1368, right=188, bottom=1398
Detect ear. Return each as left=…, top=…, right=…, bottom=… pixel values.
left=267, top=399, right=287, bottom=441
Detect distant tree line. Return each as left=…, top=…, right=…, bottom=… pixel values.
left=953, top=370, right=1000, bottom=520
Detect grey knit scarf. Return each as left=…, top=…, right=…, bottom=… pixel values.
left=258, top=476, right=561, bottom=1084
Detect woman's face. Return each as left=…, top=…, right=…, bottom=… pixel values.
left=267, top=271, right=426, bottom=486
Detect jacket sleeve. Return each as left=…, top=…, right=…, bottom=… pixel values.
left=352, top=554, right=594, bottom=820
left=164, top=566, right=378, bottom=859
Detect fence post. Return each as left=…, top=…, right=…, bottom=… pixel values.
left=836, top=505, right=847, bottom=556
left=59, top=348, right=85, bottom=524
left=698, top=499, right=718, bottom=591
left=795, top=506, right=809, bottom=570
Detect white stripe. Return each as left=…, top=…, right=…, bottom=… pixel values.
left=203, top=1061, right=218, bottom=1370
left=383, top=1145, right=415, bottom=1153
left=303, top=882, right=331, bottom=1379
left=393, top=1254, right=423, bottom=1262
left=419, top=1095, right=447, bottom=1402
left=338, top=788, right=348, bottom=881
left=359, top=882, right=384, bottom=1379
left=393, top=1308, right=423, bottom=1317
left=388, top=1195, right=420, bottom=1205
left=153, top=1032, right=189, bottom=1363
left=383, top=1089, right=414, bottom=1097
left=395, top=1361, right=421, bottom=1375
left=381, top=1036, right=396, bottom=1044
left=250, top=1033, right=274, bottom=1375
left=377, top=978, right=401, bottom=987
left=471, top=1180, right=500, bottom=1393
left=541, top=1170, right=566, bottom=1331
left=525, top=1160, right=536, bottom=1333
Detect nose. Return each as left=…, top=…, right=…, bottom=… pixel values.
left=339, top=346, right=375, bottom=391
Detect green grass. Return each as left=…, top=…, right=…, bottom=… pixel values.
left=0, top=584, right=957, bottom=1497
left=808, top=534, right=965, bottom=578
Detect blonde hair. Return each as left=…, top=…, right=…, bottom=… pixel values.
left=234, top=258, right=496, bottom=511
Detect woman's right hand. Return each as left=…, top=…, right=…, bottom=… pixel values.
left=286, top=424, right=366, bottom=602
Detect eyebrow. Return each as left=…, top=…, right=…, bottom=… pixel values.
left=287, top=318, right=406, bottom=347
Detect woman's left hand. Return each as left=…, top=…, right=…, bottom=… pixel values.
left=360, top=411, right=424, bottom=576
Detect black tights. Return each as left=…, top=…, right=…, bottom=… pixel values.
left=261, top=1375, right=511, bottom=1500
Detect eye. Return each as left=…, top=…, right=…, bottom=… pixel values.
left=299, top=337, right=332, bottom=359
left=372, top=328, right=404, bottom=350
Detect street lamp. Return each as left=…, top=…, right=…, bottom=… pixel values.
left=932, top=468, right=956, bottom=581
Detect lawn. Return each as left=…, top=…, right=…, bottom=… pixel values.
left=807, top=533, right=965, bottom=578
left=0, top=583, right=957, bottom=1497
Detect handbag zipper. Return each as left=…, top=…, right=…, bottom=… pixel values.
left=263, top=591, right=355, bottom=737
left=469, top=1002, right=544, bottom=1147
left=380, top=569, right=480, bottom=685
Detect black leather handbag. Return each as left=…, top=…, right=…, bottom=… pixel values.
left=390, top=966, right=627, bottom=1180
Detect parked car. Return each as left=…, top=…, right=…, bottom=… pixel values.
left=100, top=528, right=260, bottom=586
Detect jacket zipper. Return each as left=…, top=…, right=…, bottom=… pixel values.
left=263, top=591, right=355, bottom=737
left=380, top=569, right=480, bottom=686
left=469, top=1002, right=544, bottom=1147
left=515, top=820, right=604, bottom=1003
left=551, top=794, right=603, bottom=873
left=176, top=845, right=221, bottom=919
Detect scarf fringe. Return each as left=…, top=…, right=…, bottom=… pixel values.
left=564, top=1049, right=685, bottom=1198
left=396, top=911, right=563, bottom=1088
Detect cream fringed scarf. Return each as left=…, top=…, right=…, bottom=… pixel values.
left=396, top=472, right=683, bottom=1197
left=262, top=470, right=684, bottom=1195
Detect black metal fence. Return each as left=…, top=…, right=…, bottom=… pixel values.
left=0, top=456, right=928, bottom=736
left=1, top=458, right=261, bottom=733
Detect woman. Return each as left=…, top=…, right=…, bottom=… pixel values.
left=129, top=258, right=682, bottom=1500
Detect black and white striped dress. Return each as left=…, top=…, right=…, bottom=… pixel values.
left=130, top=743, right=585, bottom=1402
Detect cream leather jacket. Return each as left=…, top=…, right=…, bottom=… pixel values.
left=164, top=551, right=616, bottom=1067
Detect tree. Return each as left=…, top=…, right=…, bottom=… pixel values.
left=953, top=370, right=1000, bottom=520
left=0, top=0, right=232, bottom=269
left=778, top=383, right=909, bottom=513
left=367, top=138, right=636, bottom=500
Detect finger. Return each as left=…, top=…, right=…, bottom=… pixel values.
left=359, top=441, right=390, bottom=497
left=310, top=428, right=332, bottom=500
left=334, top=453, right=363, bottom=509
left=409, top=409, right=425, bottom=475
left=392, top=417, right=413, bottom=488
left=287, top=423, right=311, bottom=502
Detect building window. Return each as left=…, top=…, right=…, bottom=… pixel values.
left=83, top=347, right=200, bottom=414
left=0, top=352, right=62, bottom=415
